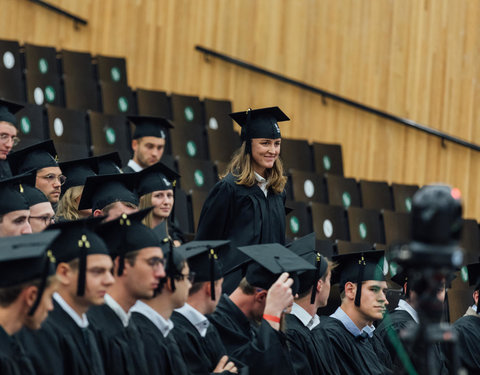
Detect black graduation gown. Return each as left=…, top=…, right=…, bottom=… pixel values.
left=86, top=304, right=149, bottom=375
left=451, top=314, right=480, bottom=373
left=0, top=326, right=35, bottom=375
left=208, top=294, right=296, bottom=375
left=285, top=313, right=327, bottom=375
left=171, top=311, right=247, bottom=375
left=130, top=311, right=190, bottom=375
left=374, top=309, right=448, bottom=375
left=122, top=164, right=135, bottom=173
left=312, top=316, right=392, bottom=375
left=0, top=159, right=12, bottom=180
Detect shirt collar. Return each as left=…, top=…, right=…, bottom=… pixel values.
left=473, top=304, right=478, bottom=312
left=53, top=293, right=89, bottom=328
left=175, top=303, right=210, bottom=337
left=330, top=307, right=374, bottom=337
left=395, top=299, right=419, bottom=324
left=130, top=300, right=174, bottom=338
left=127, top=159, right=143, bottom=172
left=254, top=172, right=268, bottom=197
left=104, top=294, right=131, bottom=327
left=290, top=303, right=320, bottom=330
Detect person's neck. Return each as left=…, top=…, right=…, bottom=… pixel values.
left=253, top=166, right=266, bottom=178
left=295, top=296, right=318, bottom=317
left=108, top=283, right=137, bottom=313
left=341, top=302, right=370, bottom=330
left=58, top=289, right=89, bottom=316
left=133, top=156, right=146, bottom=169
left=143, top=295, right=174, bottom=321
left=151, top=214, right=165, bottom=229
left=187, top=294, right=209, bottom=316
left=0, top=305, right=24, bottom=335
left=229, top=288, right=254, bottom=320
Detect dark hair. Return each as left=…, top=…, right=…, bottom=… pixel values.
left=238, top=277, right=256, bottom=295
left=0, top=275, right=55, bottom=307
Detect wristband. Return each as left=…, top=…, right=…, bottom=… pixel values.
left=263, top=314, right=281, bottom=323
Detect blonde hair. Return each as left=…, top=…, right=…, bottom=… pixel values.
left=56, top=186, right=84, bottom=221
left=220, top=142, right=287, bottom=194
left=139, top=193, right=155, bottom=228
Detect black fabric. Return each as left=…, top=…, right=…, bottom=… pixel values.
left=312, top=316, right=392, bottom=375
left=122, top=164, right=135, bottom=173
left=86, top=304, right=149, bottom=375
left=195, top=173, right=286, bottom=292
left=130, top=312, right=189, bottom=375
left=452, top=315, right=480, bottom=373
left=0, top=159, right=12, bottom=180
left=0, top=326, right=36, bottom=375
left=208, top=294, right=296, bottom=375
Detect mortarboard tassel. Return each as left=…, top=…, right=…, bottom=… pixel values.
left=245, top=108, right=252, bottom=154
left=209, top=248, right=216, bottom=301
left=77, top=234, right=89, bottom=296
left=354, top=255, right=366, bottom=307
left=310, top=253, right=322, bottom=305
left=28, top=251, right=55, bottom=316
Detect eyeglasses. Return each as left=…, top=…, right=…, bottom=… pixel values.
left=175, top=271, right=196, bottom=283
left=145, top=256, right=165, bottom=270
left=37, top=174, right=67, bottom=185
left=29, top=215, right=55, bottom=225
left=0, top=133, right=20, bottom=146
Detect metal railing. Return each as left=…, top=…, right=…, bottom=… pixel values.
left=28, top=0, right=87, bottom=27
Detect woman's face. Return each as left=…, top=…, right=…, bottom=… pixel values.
left=151, top=189, right=174, bottom=219
left=250, top=138, right=281, bottom=175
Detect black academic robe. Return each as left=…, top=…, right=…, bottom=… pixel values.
left=122, top=164, right=136, bottom=174
left=209, top=294, right=296, bottom=375
left=374, top=309, right=448, bottom=375
left=195, top=173, right=286, bottom=291
left=0, top=326, right=35, bottom=375
left=18, top=300, right=104, bottom=375
left=87, top=304, right=149, bottom=375
left=130, top=311, right=190, bottom=375
left=313, top=316, right=392, bottom=375
left=285, top=313, right=327, bottom=375
left=0, top=159, right=12, bottom=180
left=452, top=313, right=480, bottom=373
left=171, top=311, right=247, bottom=375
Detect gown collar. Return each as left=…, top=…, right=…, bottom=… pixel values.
left=53, top=292, right=89, bottom=328
left=104, top=294, right=131, bottom=327
left=290, top=303, right=320, bottom=330
left=395, top=299, right=419, bottom=324
left=175, top=303, right=210, bottom=337
left=330, top=306, right=375, bottom=338
left=130, top=300, right=174, bottom=337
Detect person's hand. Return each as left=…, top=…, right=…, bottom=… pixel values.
left=263, top=272, right=294, bottom=330
left=213, top=355, right=238, bottom=374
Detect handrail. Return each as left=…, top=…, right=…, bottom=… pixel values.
left=28, top=0, right=88, bottom=26
left=195, top=45, right=480, bottom=152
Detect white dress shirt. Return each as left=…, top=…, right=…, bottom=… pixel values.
left=53, top=292, right=89, bottom=328
left=130, top=300, right=174, bottom=338
left=127, top=159, right=143, bottom=172
left=395, top=299, right=419, bottom=324
left=290, top=302, right=320, bottom=330
left=104, top=294, right=131, bottom=327
left=175, top=303, right=210, bottom=337
left=254, top=172, right=268, bottom=197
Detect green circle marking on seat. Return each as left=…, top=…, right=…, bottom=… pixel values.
left=342, top=191, right=351, bottom=208
left=20, top=117, right=31, bottom=134
left=208, top=117, right=218, bottom=130
left=186, top=141, right=197, bottom=157
left=323, top=155, right=332, bottom=171
left=194, top=170, right=204, bottom=187
left=184, top=106, right=194, bottom=122
left=38, top=58, right=48, bottom=74
left=461, top=266, right=468, bottom=283
left=45, top=86, right=56, bottom=103
left=405, top=197, right=412, bottom=212
left=290, top=216, right=300, bottom=234
left=118, top=97, right=128, bottom=112
left=111, top=67, right=121, bottom=82
left=358, top=222, right=367, bottom=239
left=105, top=127, right=116, bottom=145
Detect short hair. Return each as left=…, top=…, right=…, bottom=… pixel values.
left=238, top=277, right=256, bottom=295
left=0, top=275, right=56, bottom=307
left=189, top=281, right=205, bottom=296
left=124, top=250, right=141, bottom=267
left=102, top=201, right=137, bottom=216
left=296, top=259, right=336, bottom=300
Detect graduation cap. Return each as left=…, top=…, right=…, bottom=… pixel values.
left=48, top=217, right=108, bottom=296
left=466, top=263, right=480, bottom=314
left=136, top=161, right=179, bottom=197
left=23, top=185, right=49, bottom=207
left=78, top=173, right=138, bottom=211
left=287, top=233, right=329, bottom=304
left=0, top=98, right=24, bottom=126
left=95, top=152, right=123, bottom=175
left=229, top=107, right=289, bottom=153
left=59, top=156, right=98, bottom=194
left=95, top=208, right=160, bottom=276
left=7, top=139, right=59, bottom=175
left=128, top=115, right=173, bottom=140
left=177, top=240, right=231, bottom=300
left=0, top=172, right=34, bottom=215
left=0, top=230, right=60, bottom=315
left=332, top=250, right=386, bottom=307
left=237, top=243, right=316, bottom=293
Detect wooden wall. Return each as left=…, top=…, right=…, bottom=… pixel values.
left=1, top=0, right=480, bottom=218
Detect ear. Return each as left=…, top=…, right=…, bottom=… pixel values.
left=344, top=281, right=356, bottom=301
left=254, top=289, right=267, bottom=304
left=56, top=262, right=73, bottom=285
left=204, top=282, right=213, bottom=298
left=403, top=282, right=408, bottom=295
left=316, top=279, right=323, bottom=293
left=473, top=290, right=479, bottom=304
left=23, top=286, right=39, bottom=309
left=93, top=209, right=103, bottom=217
left=112, top=256, right=125, bottom=276
left=131, top=139, right=139, bottom=152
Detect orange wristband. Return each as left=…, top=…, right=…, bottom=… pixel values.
left=263, top=314, right=281, bottom=323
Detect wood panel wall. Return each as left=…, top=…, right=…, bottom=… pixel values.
left=1, top=0, right=480, bottom=218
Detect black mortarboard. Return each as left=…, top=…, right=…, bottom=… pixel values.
left=23, top=185, right=48, bottom=206
left=128, top=115, right=173, bottom=140
left=136, top=161, right=179, bottom=197
left=78, top=173, right=138, bottom=211
left=287, top=233, right=329, bottom=304
left=0, top=172, right=34, bottom=215
left=0, top=230, right=60, bottom=315
left=229, top=107, right=289, bottom=153
left=7, top=139, right=59, bottom=175
left=467, top=263, right=480, bottom=290
left=332, top=250, right=386, bottom=307
left=95, top=208, right=160, bottom=276
left=0, top=98, right=24, bottom=126
left=48, top=217, right=108, bottom=296
left=95, top=152, right=123, bottom=175
left=237, top=243, right=316, bottom=292
left=59, top=156, right=98, bottom=193
left=177, top=240, right=230, bottom=300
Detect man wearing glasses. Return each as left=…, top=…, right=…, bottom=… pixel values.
left=7, top=139, right=65, bottom=206
left=0, top=99, right=23, bottom=180
left=23, top=184, right=55, bottom=233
